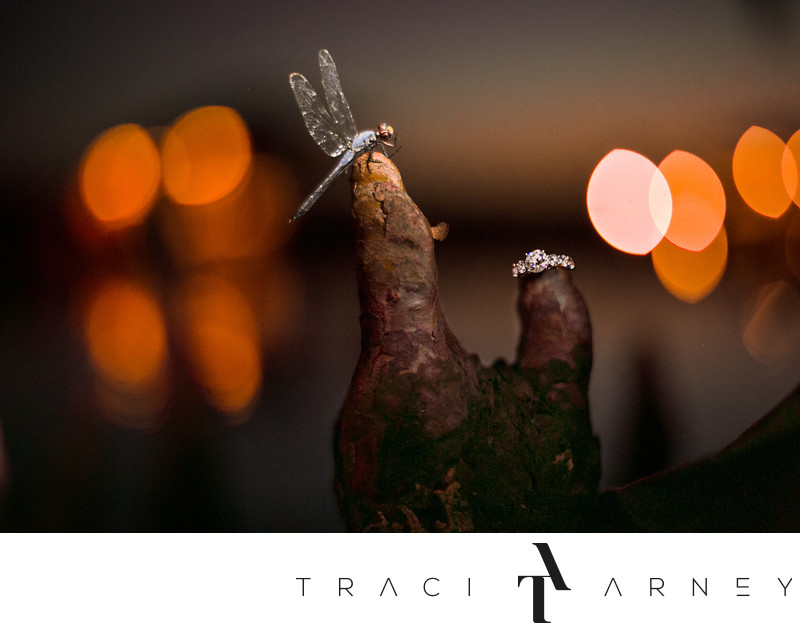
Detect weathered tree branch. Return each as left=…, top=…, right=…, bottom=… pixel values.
left=334, top=153, right=600, bottom=531
left=333, top=152, right=800, bottom=532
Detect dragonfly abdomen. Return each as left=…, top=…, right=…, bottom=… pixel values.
left=290, top=150, right=356, bottom=222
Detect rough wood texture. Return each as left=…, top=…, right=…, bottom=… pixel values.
left=334, top=153, right=600, bottom=531
left=333, top=152, right=800, bottom=532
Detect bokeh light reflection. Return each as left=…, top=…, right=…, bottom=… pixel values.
left=161, top=106, right=252, bottom=206
left=732, top=126, right=793, bottom=218
left=651, top=227, right=728, bottom=303
left=742, top=281, right=800, bottom=365
left=83, top=278, right=170, bottom=428
left=79, top=124, right=161, bottom=228
left=176, top=275, right=262, bottom=418
left=658, top=150, right=725, bottom=252
left=587, top=149, right=672, bottom=255
left=85, top=280, right=168, bottom=387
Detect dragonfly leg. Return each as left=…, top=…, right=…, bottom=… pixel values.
left=366, top=141, right=397, bottom=165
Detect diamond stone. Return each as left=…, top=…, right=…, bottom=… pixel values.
left=525, top=250, right=547, bottom=272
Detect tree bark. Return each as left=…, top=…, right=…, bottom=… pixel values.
left=334, top=153, right=600, bottom=531
left=333, top=151, right=800, bottom=532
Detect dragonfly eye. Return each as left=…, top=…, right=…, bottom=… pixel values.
left=376, top=123, right=395, bottom=144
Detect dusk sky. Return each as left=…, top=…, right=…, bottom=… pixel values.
left=4, top=1, right=799, bottom=218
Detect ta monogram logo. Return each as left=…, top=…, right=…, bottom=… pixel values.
left=517, top=543, right=570, bottom=623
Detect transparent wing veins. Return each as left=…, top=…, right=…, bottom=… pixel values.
left=318, top=49, right=357, bottom=142
left=289, top=72, right=348, bottom=157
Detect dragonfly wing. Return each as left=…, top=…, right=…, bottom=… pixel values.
left=289, top=72, right=348, bottom=157
left=318, top=50, right=358, bottom=143
left=290, top=150, right=354, bottom=222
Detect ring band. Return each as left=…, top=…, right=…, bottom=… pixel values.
left=512, top=249, right=575, bottom=277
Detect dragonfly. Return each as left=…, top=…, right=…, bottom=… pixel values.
left=289, top=49, right=395, bottom=222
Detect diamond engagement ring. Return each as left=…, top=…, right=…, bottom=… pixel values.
left=512, top=249, right=575, bottom=277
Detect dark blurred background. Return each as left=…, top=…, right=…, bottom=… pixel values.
left=1, top=0, right=799, bottom=531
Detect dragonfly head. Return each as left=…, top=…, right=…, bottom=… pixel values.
left=376, top=123, right=395, bottom=146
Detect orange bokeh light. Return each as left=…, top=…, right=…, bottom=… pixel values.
left=84, top=279, right=168, bottom=388
left=177, top=275, right=262, bottom=416
left=732, top=126, right=793, bottom=218
left=658, top=150, right=725, bottom=252
left=587, top=149, right=672, bottom=255
left=79, top=124, right=161, bottom=228
left=161, top=106, right=252, bottom=206
left=160, top=154, right=298, bottom=267
left=784, top=129, right=800, bottom=206
left=651, top=227, right=728, bottom=303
